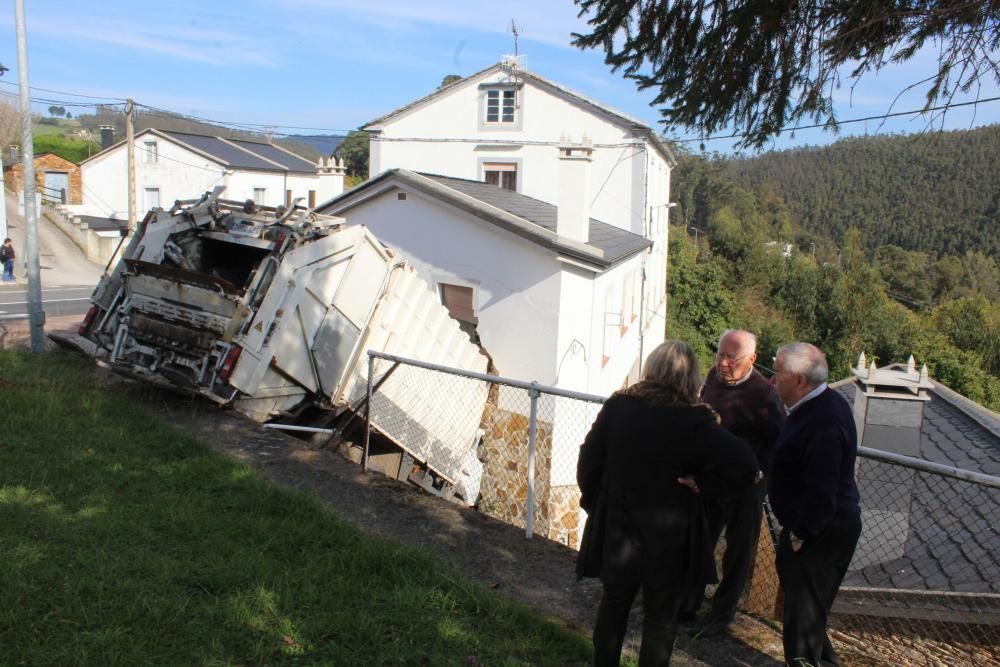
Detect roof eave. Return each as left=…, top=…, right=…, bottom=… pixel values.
left=320, top=169, right=613, bottom=269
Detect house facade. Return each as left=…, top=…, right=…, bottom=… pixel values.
left=79, top=129, right=345, bottom=221
left=364, top=59, right=675, bottom=237
left=357, top=58, right=676, bottom=394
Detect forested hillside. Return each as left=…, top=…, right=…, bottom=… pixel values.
left=723, top=125, right=1000, bottom=260
left=667, top=136, right=1000, bottom=411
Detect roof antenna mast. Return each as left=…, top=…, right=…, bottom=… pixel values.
left=511, top=19, right=519, bottom=57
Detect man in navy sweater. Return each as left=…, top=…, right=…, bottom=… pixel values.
left=769, top=343, right=862, bottom=667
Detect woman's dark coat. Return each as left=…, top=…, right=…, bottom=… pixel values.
left=576, top=388, right=760, bottom=584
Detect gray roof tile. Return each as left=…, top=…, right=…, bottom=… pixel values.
left=228, top=140, right=315, bottom=173
left=421, top=173, right=651, bottom=265
left=835, top=380, right=1000, bottom=595
left=164, top=132, right=284, bottom=172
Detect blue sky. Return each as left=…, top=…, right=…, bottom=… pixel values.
left=1, top=0, right=998, bottom=154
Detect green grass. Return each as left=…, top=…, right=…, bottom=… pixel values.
left=0, top=350, right=591, bottom=666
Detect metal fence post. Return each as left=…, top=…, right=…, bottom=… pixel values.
left=525, top=382, right=539, bottom=539
left=363, top=352, right=374, bottom=472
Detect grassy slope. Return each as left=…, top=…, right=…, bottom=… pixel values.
left=0, top=350, right=590, bottom=666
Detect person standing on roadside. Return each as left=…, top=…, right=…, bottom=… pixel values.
left=577, top=340, right=760, bottom=666
left=686, top=329, right=785, bottom=637
left=1, top=238, right=15, bottom=283
left=769, top=342, right=862, bottom=667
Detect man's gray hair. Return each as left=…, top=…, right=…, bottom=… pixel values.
left=777, top=342, right=828, bottom=386
left=719, top=329, right=757, bottom=355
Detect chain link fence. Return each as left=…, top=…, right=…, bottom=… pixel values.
left=363, top=351, right=1000, bottom=664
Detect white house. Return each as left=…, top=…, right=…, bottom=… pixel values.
left=364, top=58, right=675, bottom=236
left=79, top=128, right=345, bottom=221
left=353, top=57, right=676, bottom=395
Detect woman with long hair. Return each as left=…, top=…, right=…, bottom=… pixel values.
left=577, top=340, right=760, bottom=665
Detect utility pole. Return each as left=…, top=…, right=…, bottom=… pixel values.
left=0, top=62, right=8, bottom=242
left=14, top=0, right=44, bottom=353
left=126, top=99, right=136, bottom=229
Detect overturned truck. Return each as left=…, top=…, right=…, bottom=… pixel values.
left=79, top=188, right=490, bottom=503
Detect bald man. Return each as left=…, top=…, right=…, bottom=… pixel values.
left=770, top=342, right=861, bottom=667
left=687, top=329, right=785, bottom=637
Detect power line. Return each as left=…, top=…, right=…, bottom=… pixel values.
left=0, top=80, right=127, bottom=105
left=675, top=96, right=1000, bottom=144
left=3, top=78, right=998, bottom=148
left=133, top=103, right=356, bottom=135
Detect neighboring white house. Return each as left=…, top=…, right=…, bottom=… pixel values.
left=79, top=128, right=345, bottom=221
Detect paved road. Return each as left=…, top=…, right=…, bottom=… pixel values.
left=1, top=191, right=104, bottom=324
left=3, top=191, right=105, bottom=289
left=0, top=285, right=96, bottom=318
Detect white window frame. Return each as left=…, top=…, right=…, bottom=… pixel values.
left=482, top=161, right=518, bottom=191
left=253, top=187, right=267, bottom=205
left=143, top=141, right=158, bottom=164
left=144, top=186, right=161, bottom=211
left=477, top=83, right=524, bottom=131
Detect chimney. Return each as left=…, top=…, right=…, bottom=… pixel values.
left=849, top=353, right=934, bottom=570
left=99, top=125, right=115, bottom=150
left=556, top=136, right=593, bottom=243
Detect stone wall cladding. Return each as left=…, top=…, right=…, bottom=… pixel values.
left=477, top=403, right=583, bottom=546
left=3, top=153, right=82, bottom=204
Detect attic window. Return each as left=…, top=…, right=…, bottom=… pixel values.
left=397, top=191, right=407, bottom=201
left=485, top=88, right=516, bottom=124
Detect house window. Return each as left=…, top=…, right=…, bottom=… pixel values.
left=485, top=88, right=516, bottom=124
left=143, top=141, right=158, bottom=164
left=253, top=188, right=267, bottom=205
left=440, top=283, right=479, bottom=343
left=144, top=187, right=160, bottom=211
left=483, top=162, right=517, bottom=191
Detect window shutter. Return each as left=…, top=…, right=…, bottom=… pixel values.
left=440, top=284, right=477, bottom=323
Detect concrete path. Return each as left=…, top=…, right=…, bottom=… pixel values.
left=2, top=190, right=105, bottom=290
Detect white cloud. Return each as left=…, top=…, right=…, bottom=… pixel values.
left=278, top=0, right=586, bottom=48
left=29, top=18, right=277, bottom=67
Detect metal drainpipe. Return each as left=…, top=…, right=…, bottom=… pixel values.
left=525, top=382, right=540, bottom=539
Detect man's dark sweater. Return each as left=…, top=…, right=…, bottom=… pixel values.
left=768, top=387, right=861, bottom=541
left=701, top=367, right=785, bottom=472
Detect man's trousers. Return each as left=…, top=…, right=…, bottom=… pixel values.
left=775, top=514, right=862, bottom=667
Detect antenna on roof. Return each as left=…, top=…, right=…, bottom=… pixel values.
left=500, top=20, right=526, bottom=78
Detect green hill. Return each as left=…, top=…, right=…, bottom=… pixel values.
left=721, top=126, right=1000, bottom=260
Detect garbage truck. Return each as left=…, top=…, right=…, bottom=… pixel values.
left=78, top=187, right=490, bottom=503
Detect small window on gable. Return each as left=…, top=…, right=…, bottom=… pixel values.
left=143, top=141, right=158, bottom=164
left=485, top=88, right=516, bottom=124
left=483, top=162, right=517, bottom=191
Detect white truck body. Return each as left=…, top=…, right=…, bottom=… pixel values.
left=82, top=188, right=489, bottom=497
